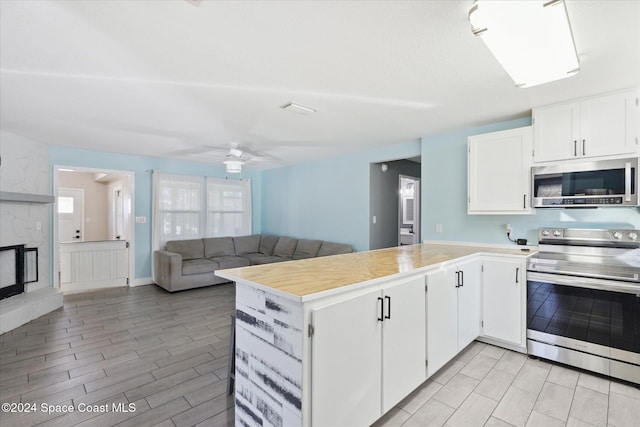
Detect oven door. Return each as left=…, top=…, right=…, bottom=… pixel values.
left=527, top=272, right=640, bottom=382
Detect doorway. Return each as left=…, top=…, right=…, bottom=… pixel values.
left=369, top=157, right=421, bottom=250
left=53, top=166, right=135, bottom=291
left=399, top=176, right=420, bottom=245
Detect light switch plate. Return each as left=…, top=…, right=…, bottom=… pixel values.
left=135, top=216, right=146, bottom=224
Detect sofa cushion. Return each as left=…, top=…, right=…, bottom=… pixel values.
left=292, top=239, right=323, bottom=260
left=233, top=235, right=261, bottom=255
left=273, top=237, right=298, bottom=259
left=203, top=237, right=235, bottom=258
left=318, top=242, right=353, bottom=257
left=258, top=235, right=279, bottom=255
left=241, top=253, right=290, bottom=265
left=182, top=258, right=219, bottom=275
left=209, top=256, right=251, bottom=269
left=166, top=239, right=204, bottom=261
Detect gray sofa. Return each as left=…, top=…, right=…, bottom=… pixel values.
left=153, top=234, right=353, bottom=292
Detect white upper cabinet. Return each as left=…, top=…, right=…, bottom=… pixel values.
left=468, top=126, right=533, bottom=214
left=533, top=89, right=639, bottom=163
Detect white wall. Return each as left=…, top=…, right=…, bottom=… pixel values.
left=0, top=131, right=52, bottom=290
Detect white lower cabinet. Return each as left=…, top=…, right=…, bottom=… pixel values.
left=426, top=259, right=480, bottom=377
left=480, top=257, right=527, bottom=348
left=310, top=275, right=426, bottom=427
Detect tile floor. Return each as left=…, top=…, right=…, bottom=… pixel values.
left=373, top=341, right=640, bottom=427
left=1, top=283, right=638, bottom=427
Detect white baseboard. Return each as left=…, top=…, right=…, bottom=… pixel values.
left=131, top=277, right=153, bottom=287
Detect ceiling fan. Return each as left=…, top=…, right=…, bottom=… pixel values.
left=171, top=143, right=274, bottom=173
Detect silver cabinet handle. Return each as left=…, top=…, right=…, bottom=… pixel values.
left=515, top=267, right=520, bottom=283
left=574, top=140, right=577, bottom=156
left=582, top=139, right=586, bottom=156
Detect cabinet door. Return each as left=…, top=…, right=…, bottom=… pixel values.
left=426, top=267, right=458, bottom=377
left=382, top=276, right=426, bottom=413
left=311, top=290, right=382, bottom=427
left=456, top=260, right=481, bottom=350
left=468, top=127, right=533, bottom=214
left=482, top=258, right=525, bottom=346
left=533, top=102, right=580, bottom=162
left=581, top=91, right=638, bottom=158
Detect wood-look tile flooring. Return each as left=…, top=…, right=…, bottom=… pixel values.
left=0, top=283, right=235, bottom=427
left=1, top=283, right=639, bottom=427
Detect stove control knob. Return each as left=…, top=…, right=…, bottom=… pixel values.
left=612, top=231, right=623, bottom=239
left=629, top=232, right=638, bottom=241
left=541, top=230, right=550, bottom=236
left=553, top=230, right=562, bottom=237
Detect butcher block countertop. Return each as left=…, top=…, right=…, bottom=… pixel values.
left=216, top=243, right=534, bottom=301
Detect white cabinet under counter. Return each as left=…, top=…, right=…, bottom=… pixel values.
left=216, top=243, right=532, bottom=427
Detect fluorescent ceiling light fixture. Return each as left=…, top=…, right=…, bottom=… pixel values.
left=224, top=160, right=244, bottom=173
left=281, top=102, right=317, bottom=114
left=469, top=0, right=580, bottom=88
left=58, top=168, right=76, bottom=172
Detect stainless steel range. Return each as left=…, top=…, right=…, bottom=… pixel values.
left=527, top=228, right=640, bottom=384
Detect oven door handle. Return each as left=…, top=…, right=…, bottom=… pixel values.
left=528, top=272, right=640, bottom=295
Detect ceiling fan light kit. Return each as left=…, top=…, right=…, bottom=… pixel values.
left=223, top=160, right=244, bottom=174
left=469, top=0, right=580, bottom=88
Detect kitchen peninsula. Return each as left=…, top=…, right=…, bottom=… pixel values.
left=216, top=243, right=533, bottom=427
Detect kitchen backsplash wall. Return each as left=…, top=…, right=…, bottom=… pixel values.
left=421, top=118, right=640, bottom=245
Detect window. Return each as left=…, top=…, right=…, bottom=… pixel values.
left=152, top=172, right=251, bottom=251
left=58, top=196, right=74, bottom=214
left=207, top=178, right=252, bottom=237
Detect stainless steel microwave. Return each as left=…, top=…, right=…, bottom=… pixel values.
left=531, top=157, right=638, bottom=208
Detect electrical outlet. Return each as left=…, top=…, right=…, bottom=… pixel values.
left=435, top=224, right=443, bottom=233
left=505, top=224, right=512, bottom=233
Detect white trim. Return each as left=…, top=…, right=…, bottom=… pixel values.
left=131, top=277, right=154, bottom=287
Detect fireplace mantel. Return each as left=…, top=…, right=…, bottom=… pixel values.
left=0, top=191, right=55, bottom=204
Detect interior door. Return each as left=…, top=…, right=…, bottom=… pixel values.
left=58, top=188, right=84, bottom=243
left=113, top=187, right=124, bottom=240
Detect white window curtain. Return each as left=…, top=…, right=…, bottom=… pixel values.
left=152, top=171, right=252, bottom=253
left=206, top=177, right=252, bottom=237
left=152, top=171, right=205, bottom=252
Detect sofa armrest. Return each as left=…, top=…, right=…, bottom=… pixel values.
left=154, top=250, right=183, bottom=288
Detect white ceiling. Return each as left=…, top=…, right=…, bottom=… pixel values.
left=1, top=0, right=639, bottom=170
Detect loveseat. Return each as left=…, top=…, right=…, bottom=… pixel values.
left=153, top=234, right=353, bottom=292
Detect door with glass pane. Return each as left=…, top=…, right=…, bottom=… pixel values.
left=58, top=188, right=84, bottom=243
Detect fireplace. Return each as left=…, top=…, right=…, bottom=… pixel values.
left=0, top=245, right=38, bottom=300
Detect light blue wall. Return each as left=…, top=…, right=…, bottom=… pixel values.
left=49, top=147, right=262, bottom=279
left=260, top=141, right=422, bottom=251
left=421, top=118, right=640, bottom=245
